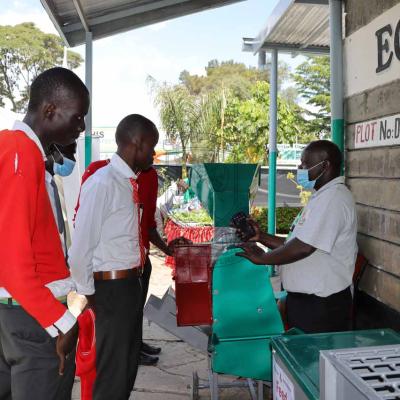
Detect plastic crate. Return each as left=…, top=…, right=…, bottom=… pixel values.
left=174, top=244, right=213, bottom=326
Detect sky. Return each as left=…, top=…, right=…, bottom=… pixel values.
left=0, top=0, right=305, bottom=139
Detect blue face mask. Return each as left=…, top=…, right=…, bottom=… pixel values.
left=296, top=160, right=325, bottom=190
left=53, top=157, right=76, bottom=177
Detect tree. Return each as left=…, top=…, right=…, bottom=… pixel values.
left=192, top=88, right=227, bottom=162
left=224, top=81, right=313, bottom=164
left=0, top=23, right=83, bottom=112
left=292, top=55, right=331, bottom=137
left=149, top=77, right=199, bottom=177
left=179, top=59, right=289, bottom=100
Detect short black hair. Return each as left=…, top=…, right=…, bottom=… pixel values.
left=306, top=140, right=342, bottom=175
left=28, top=67, right=88, bottom=112
left=115, top=114, right=157, bottom=145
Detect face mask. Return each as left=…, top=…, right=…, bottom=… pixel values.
left=296, top=160, right=326, bottom=190
left=53, top=157, right=76, bottom=177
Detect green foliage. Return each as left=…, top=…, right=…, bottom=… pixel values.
left=251, top=206, right=302, bottom=234
left=153, top=57, right=330, bottom=166
left=171, top=209, right=213, bottom=225
left=224, top=81, right=310, bottom=164
left=292, top=56, right=331, bottom=137
left=0, top=23, right=83, bottom=112
left=193, top=89, right=227, bottom=162
left=179, top=60, right=268, bottom=99
left=179, top=59, right=289, bottom=99
left=149, top=77, right=199, bottom=176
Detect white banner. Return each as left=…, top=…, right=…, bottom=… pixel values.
left=344, top=3, right=400, bottom=97
left=354, top=114, right=400, bottom=149
left=273, top=357, right=294, bottom=400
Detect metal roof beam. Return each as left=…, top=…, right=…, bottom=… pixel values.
left=64, top=0, right=192, bottom=33
left=260, top=42, right=329, bottom=54
left=72, top=0, right=90, bottom=32
left=40, top=0, right=70, bottom=46
left=295, top=0, right=328, bottom=4
left=243, top=36, right=329, bottom=54
left=65, top=0, right=244, bottom=47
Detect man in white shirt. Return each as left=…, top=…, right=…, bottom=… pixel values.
left=69, top=114, right=159, bottom=400
left=238, top=140, right=357, bottom=333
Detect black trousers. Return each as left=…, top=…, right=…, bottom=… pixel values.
left=93, top=277, right=142, bottom=400
left=0, top=304, right=75, bottom=400
left=286, top=286, right=352, bottom=334
left=141, top=256, right=152, bottom=310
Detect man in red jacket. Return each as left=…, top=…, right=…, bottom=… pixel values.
left=0, top=67, right=89, bottom=399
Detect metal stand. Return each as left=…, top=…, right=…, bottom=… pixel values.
left=189, top=354, right=267, bottom=399
left=146, top=288, right=269, bottom=399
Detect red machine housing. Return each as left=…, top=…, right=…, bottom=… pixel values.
left=174, top=244, right=213, bottom=326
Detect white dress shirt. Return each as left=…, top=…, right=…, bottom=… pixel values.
left=45, top=171, right=67, bottom=256
left=281, top=176, right=358, bottom=297
left=0, top=121, right=76, bottom=337
left=69, top=153, right=141, bottom=295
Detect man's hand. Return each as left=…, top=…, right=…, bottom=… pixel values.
left=56, top=322, right=78, bottom=375
left=168, top=236, right=193, bottom=256
left=236, top=243, right=267, bottom=265
left=235, top=218, right=261, bottom=242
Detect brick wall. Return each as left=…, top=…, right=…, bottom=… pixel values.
left=345, top=0, right=400, bottom=312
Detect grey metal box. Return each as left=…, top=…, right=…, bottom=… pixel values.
left=320, top=344, right=400, bottom=400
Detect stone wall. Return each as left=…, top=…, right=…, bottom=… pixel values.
left=345, top=0, right=400, bottom=312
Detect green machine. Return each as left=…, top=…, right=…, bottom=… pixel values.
left=190, top=163, right=260, bottom=227
left=189, top=163, right=284, bottom=381
left=211, top=248, right=284, bottom=380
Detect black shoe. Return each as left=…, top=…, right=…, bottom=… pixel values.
left=141, top=342, right=161, bottom=355
left=139, top=351, right=159, bottom=366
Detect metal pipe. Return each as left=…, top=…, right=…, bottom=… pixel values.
left=85, top=31, right=93, bottom=168
left=268, top=48, right=278, bottom=236
left=329, top=0, right=344, bottom=162
left=258, top=50, right=266, bottom=70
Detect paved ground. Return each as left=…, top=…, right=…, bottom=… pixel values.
left=73, top=251, right=271, bottom=399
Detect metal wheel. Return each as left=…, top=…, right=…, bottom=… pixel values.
left=190, top=371, right=199, bottom=400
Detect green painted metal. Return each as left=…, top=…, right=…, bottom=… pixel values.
left=268, top=151, right=277, bottom=234
left=211, top=248, right=284, bottom=380
left=332, top=118, right=344, bottom=174
left=332, top=118, right=344, bottom=153
left=189, top=163, right=259, bottom=227
left=84, top=134, right=92, bottom=168
left=271, top=329, right=400, bottom=400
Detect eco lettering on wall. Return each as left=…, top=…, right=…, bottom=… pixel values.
left=354, top=114, right=400, bottom=149
left=344, top=3, right=400, bottom=97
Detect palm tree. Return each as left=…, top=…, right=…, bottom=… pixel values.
left=149, top=77, right=198, bottom=177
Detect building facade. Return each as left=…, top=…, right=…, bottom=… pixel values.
left=344, top=0, right=400, bottom=326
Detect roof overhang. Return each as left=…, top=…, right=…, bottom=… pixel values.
left=41, top=0, right=245, bottom=47
left=242, top=0, right=330, bottom=55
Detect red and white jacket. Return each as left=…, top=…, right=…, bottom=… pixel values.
left=0, top=125, right=75, bottom=336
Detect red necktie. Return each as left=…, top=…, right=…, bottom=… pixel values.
left=130, top=177, right=146, bottom=269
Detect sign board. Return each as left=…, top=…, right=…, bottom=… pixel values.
left=273, top=357, right=294, bottom=400
left=92, top=127, right=117, bottom=156
left=344, top=3, right=400, bottom=97
left=354, top=113, right=400, bottom=149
